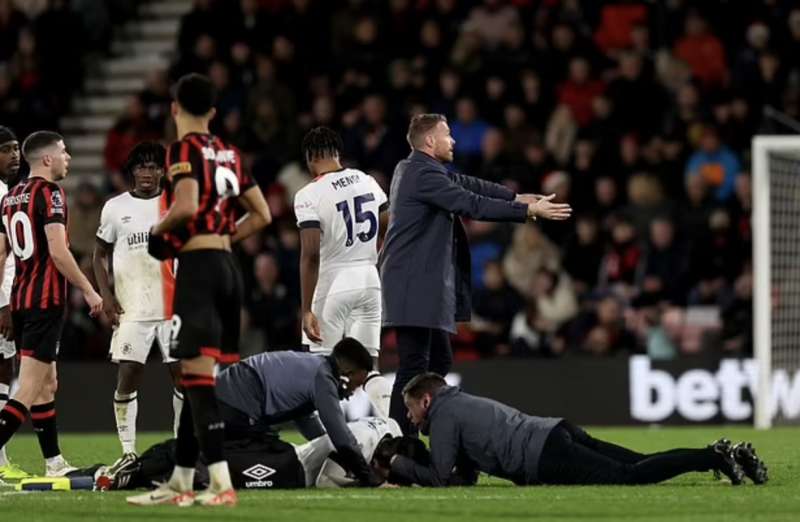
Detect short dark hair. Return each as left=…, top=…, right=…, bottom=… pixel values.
left=373, top=435, right=431, bottom=469
left=402, top=372, right=446, bottom=399
left=302, top=126, right=343, bottom=164
left=123, top=141, right=165, bottom=179
left=0, top=126, right=17, bottom=145
left=332, top=337, right=373, bottom=372
left=406, top=113, right=446, bottom=149
left=173, top=73, right=216, bottom=116
left=22, top=131, right=63, bottom=161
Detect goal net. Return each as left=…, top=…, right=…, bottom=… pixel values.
left=753, top=136, right=800, bottom=428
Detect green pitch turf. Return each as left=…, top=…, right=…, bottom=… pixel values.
left=1, top=427, right=798, bottom=521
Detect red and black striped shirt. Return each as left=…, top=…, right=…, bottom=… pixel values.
left=163, top=133, right=245, bottom=250
left=0, top=177, right=68, bottom=311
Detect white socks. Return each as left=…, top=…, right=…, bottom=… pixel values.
left=113, top=391, right=138, bottom=455
left=169, top=465, right=195, bottom=492
left=207, top=461, right=233, bottom=492
left=172, top=389, right=184, bottom=438
left=0, top=382, right=8, bottom=466
left=364, top=372, right=392, bottom=419
left=169, top=463, right=231, bottom=493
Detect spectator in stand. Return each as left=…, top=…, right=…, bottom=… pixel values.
left=562, top=214, right=604, bottom=297
left=104, top=95, right=158, bottom=176
left=246, top=252, right=298, bottom=349
left=509, top=301, right=551, bottom=357
left=503, top=224, right=561, bottom=300
left=465, top=0, right=520, bottom=50
left=569, top=295, right=638, bottom=356
left=343, top=94, right=403, bottom=179
left=719, top=268, right=753, bottom=356
left=687, top=209, right=742, bottom=307
left=599, top=217, right=641, bottom=297
left=685, top=126, right=741, bottom=202
left=67, top=182, right=103, bottom=261
left=638, top=217, right=688, bottom=305
left=557, top=57, right=605, bottom=129
left=679, top=174, right=713, bottom=246
left=450, top=97, right=489, bottom=172
left=177, top=0, right=218, bottom=57
left=471, top=261, right=522, bottom=357
left=530, top=268, right=578, bottom=334
left=606, top=52, right=665, bottom=137
left=138, top=69, right=171, bottom=135
left=673, top=11, right=728, bottom=90
left=0, top=0, right=27, bottom=62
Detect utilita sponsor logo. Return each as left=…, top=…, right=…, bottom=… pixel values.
left=629, top=356, right=800, bottom=422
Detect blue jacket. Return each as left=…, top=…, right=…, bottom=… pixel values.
left=379, top=150, right=528, bottom=333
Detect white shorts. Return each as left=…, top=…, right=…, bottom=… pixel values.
left=302, top=287, right=381, bottom=357
left=0, top=336, right=14, bottom=359
left=110, top=320, right=174, bottom=364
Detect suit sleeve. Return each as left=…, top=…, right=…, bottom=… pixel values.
left=314, top=370, right=382, bottom=486
left=451, top=172, right=516, bottom=201
left=415, top=168, right=528, bottom=223
left=389, top=412, right=460, bottom=487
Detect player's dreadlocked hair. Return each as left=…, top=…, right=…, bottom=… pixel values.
left=301, top=126, right=343, bottom=164
left=123, top=141, right=165, bottom=181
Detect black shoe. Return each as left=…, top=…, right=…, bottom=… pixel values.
left=733, top=442, right=768, bottom=485
left=710, top=438, right=745, bottom=486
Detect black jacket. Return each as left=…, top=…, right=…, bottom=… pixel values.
left=380, top=150, right=528, bottom=333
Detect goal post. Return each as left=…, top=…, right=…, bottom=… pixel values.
left=752, top=136, right=800, bottom=429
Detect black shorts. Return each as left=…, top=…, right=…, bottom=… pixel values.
left=12, top=307, right=65, bottom=363
left=169, top=250, right=242, bottom=363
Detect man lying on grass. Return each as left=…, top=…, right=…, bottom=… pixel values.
left=376, top=373, right=768, bottom=487
left=87, top=415, right=402, bottom=491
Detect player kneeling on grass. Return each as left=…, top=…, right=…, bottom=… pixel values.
left=376, top=373, right=768, bottom=488
left=93, top=142, right=183, bottom=477
left=92, top=416, right=401, bottom=491
left=209, top=337, right=387, bottom=487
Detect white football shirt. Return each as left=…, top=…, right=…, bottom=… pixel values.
left=294, top=168, right=387, bottom=298
left=96, top=192, right=175, bottom=321
left=0, top=180, right=14, bottom=308
left=295, top=417, right=402, bottom=487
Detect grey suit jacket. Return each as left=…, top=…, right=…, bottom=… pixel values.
left=379, top=150, right=528, bottom=333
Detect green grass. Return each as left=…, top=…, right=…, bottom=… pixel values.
left=1, top=427, right=798, bottom=521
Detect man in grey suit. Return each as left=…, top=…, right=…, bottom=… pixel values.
left=379, top=114, right=571, bottom=433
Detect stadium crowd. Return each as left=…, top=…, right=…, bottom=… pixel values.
left=11, top=0, right=799, bottom=363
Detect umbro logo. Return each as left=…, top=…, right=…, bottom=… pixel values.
left=242, top=464, right=276, bottom=481
left=121, top=216, right=132, bottom=224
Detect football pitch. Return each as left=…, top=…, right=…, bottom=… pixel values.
left=1, top=426, right=798, bottom=522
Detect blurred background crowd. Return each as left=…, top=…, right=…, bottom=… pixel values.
left=3, top=0, right=796, bottom=364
